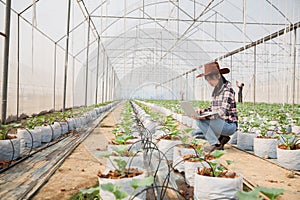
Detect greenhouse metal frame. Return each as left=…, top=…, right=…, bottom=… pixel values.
left=0, top=0, right=299, bottom=124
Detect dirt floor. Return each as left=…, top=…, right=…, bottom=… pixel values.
left=32, top=102, right=300, bottom=200
left=32, top=103, right=123, bottom=200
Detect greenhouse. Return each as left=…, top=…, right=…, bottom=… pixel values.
left=0, top=0, right=299, bottom=199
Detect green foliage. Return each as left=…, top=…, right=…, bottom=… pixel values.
left=181, top=135, right=189, bottom=144
left=45, top=114, right=56, bottom=125
left=210, top=149, right=225, bottom=159
left=257, top=187, right=284, bottom=200
left=259, top=124, right=268, bottom=137
left=112, top=134, right=134, bottom=145
left=204, top=150, right=234, bottom=177
left=195, top=143, right=206, bottom=157
left=111, top=146, right=135, bottom=156
left=70, top=186, right=100, bottom=200
left=236, top=190, right=262, bottom=200
left=279, top=133, right=299, bottom=150
left=0, top=125, right=10, bottom=140
left=101, top=183, right=128, bottom=200
left=130, top=176, right=154, bottom=190
left=25, top=118, right=36, bottom=129
left=180, top=128, right=194, bottom=143
left=114, top=158, right=127, bottom=176
left=162, top=115, right=181, bottom=139
left=100, top=176, right=154, bottom=200
left=236, top=187, right=284, bottom=200
left=0, top=123, right=21, bottom=140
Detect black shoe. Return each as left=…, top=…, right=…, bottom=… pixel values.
left=218, top=135, right=230, bottom=145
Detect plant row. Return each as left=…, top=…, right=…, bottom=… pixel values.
left=75, top=100, right=284, bottom=200
left=0, top=101, right=117, bottom=169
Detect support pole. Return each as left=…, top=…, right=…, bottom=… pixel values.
left=185, top=74, right=188, bottom=100
left=85, top=17, right=91, bottom=107
left=62, top=0, right=72, bottom=111
left=95, top=38, right=100, bottom=104
left=292, top=28, right=297, bottom=112
left=230, top=56, right=233, bottom=83
left=253, top=46, right=256, bottom=106
left=105, top=57, right=109, bottom=101
left=53, top=43, right=57, bottom=110
left=17, top=15, right=20, bottom=120
left=112, top=72, right=116, bottom=100
left=268, top=72, right=270, bottom=103
left=101, top=52, right=105, bottom=103
left=1, top=0, right=12, bottom=124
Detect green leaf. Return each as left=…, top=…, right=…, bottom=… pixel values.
left=100, top=183, right=115, bottom=192
left=236, top=190, right=262, bottom=200
left=100, top=183, right=128, bottom=200
left=130, top=176, right=154, bottom=190
left=111, top=146, right=128, bottom=156
left=80, top=186, right=99, bottom=194
left=256, top=187, right=284, bottom=200
left=114, top=190, right=128, bottom=200
left=11, top=123, right=22, bottom=128
left=114, top=159, right=127, bottom=175
left=102, top=152, right=112, bottom=158
left=210, top=150, right=225, bottom=158
left=226, top=160, right=234, bottom=166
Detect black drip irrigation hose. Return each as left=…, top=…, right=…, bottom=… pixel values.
left=130, top=101, right=177, bottom=198
left=47, top=124, right=55, bottom=147
left=6, top=138, right=15, bottom=167
left=24, top=128, right=34, bottom=155
left=130, top=185, right=189, bottom=200
left=0, top=129, right=71, bottom=174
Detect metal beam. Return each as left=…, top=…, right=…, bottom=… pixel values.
left=90, top=15, right=287, bottom=26
left=62, top=0, right=72, bottom=111
left=216, top=21, right=300, bottom=61
left=292, top=28, right=297, bottom=111
left=95, top=38, right=100, bottom=104
left=1, top=0, right=11, bottom=124
left=158, top=21, right=300, bottom=86
left=85, top=17, right=91, bottom=107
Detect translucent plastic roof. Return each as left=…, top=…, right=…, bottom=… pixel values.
left=1, top=0, right=300, bottom=103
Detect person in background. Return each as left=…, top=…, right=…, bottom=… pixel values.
left=236, top=80, right=244, bottom=103
left=193, top=61, right=238, bottom=152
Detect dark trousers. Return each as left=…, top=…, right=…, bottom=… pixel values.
left=238, top=93, right=242, bottom=102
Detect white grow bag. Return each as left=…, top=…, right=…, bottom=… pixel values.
left=35, top=125, right=53, bottom=143
left=52, top=122, right=62, bottom=139
left=194, top=173, right=243, bottom=200
left=184, top=160, right=211, bottom=186
left=172, top=145, right=196, bottom=172
left=0, top=138, right=20, bottom=161
left=253, top=137, right=278, bottom=158
left=277, top=147, right=300, bottom=170
left=237, top=132, right=258, bottom=150
left=17, top=128, right=42, bottom=154
left=157, top=139, right=182, bottom=161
